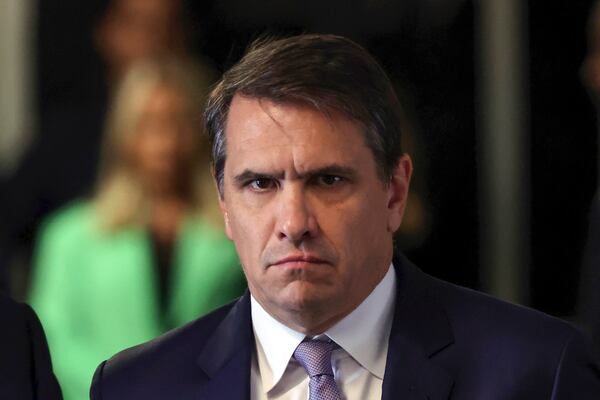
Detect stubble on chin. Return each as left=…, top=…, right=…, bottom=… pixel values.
left=259, top=279, right=348, bottom=334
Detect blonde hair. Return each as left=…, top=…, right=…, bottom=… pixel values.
left=94, top=57, right=220, bottom=231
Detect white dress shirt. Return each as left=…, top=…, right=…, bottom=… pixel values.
left=250, top=264, right=397, bottom=400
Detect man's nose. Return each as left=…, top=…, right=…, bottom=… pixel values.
left=276, top=185, right=318, bottom=244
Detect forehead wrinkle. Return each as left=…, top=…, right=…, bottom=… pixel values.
left=257, top=98, right=287, bottom=133
left=229, top=98, right=293, bottom=151
left=256, top=97, right=343, bottom=144
left=227, top=96, right=368, bottom=181
left=271, top=107, right=355, bottom=176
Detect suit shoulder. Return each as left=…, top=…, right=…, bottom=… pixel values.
left=396, top=258, right=578, bottom=341
left=0, top=295, right=63, bottom=399
left=428, top=275, right=585, bottom=350
left=0, top=295, right=45, bottom=334
left=108, top=299, right=234, bottom=366
left=417, top=274, right=600, bottom=397
left=37, top=200, right=94, bottom=243
left=0, top=295, right=63, bottom=354
left=92, top=299, right=239, bottom=398
left=0, top=294, right=29, bottom=331
left=42, top=200, right=93, bottom=229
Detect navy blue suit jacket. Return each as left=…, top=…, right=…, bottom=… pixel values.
left=0, top=295, right=62, bottom=399
left=91, top=256, right=600, bottom=399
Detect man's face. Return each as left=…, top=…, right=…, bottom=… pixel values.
left=220, top=95, right=412, bottom=333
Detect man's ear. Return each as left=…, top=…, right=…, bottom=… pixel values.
left=387, top=154, right=413, bottom=233
left=213, top=166, right=234, bottom=240
left=218, top=194, right=234, bottom=240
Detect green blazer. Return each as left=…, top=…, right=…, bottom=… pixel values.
left=29, top=201, right=246, bottom=400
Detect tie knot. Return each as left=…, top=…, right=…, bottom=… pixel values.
left=293, top=339, right=335, bottom=378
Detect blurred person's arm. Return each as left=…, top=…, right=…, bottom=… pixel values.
left=28, top=204, right=102, bottom=400
left=169, top=216, right=247, bottom=325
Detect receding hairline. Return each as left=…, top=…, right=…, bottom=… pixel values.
left=226, top=92, right=369, bottom=129
left=219, top=93, right=390, bottom=184
left=205, top=33, right=406, bottom=197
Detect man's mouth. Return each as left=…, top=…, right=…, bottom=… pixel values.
left=270, top=254, right=327, bottom=268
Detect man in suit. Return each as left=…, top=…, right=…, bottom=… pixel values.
left=0, top=294, right=62, bottom=399
left=91, top=34, right=600, bottom=399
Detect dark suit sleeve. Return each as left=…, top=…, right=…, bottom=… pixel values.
left=579, top=195, right=600, bottom=350
left=551, top=329, right=600, bottom=399
left=90, top=360, right=106, bottom=400
left=22, top=303, right=63, bottom=400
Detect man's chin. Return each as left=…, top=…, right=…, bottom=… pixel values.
left=277, top=282, right=336, bottom=312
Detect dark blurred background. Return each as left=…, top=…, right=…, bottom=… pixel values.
left=0, top=0, right=597, bottom=319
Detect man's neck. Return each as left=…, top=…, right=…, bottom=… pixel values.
left=252, top=263, right=393, bottom=335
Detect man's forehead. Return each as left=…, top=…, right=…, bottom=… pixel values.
left=224, top=139, right=359, bottom=178
left=225, top=94, right=364, bottom=144
left=222, top=95, right=379, bottom=182
left=230, top=96, right=346, bottom=139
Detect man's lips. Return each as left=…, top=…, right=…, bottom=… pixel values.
left=270, top=255, right=327, bottom=267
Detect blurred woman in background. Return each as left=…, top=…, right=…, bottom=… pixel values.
left=28, top=57, right=246, bottom=400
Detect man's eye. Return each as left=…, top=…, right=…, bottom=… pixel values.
left=317, top=175, right=343, bottom=186
left=249, top=178, right=275, bottom=191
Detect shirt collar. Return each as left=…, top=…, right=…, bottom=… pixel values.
left=326, top=264, right=396, bottom=379
left=251, top=296, right=305, bottom=392
left=251, top=263, right=396, bottom=392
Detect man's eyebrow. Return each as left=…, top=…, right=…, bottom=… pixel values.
left=233, top=164, right=357, bottom=185
left=300, top=165, right=357, bottom=179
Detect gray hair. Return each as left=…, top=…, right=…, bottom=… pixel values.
left=204, top=34, right=405, bottom=197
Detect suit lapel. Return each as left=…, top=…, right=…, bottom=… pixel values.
left=196, top=292, right=254, bottom=400
left=382, top=256, right=455, bottom=400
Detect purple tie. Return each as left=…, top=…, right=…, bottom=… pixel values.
left=293, top=339, right=343, bottom=400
